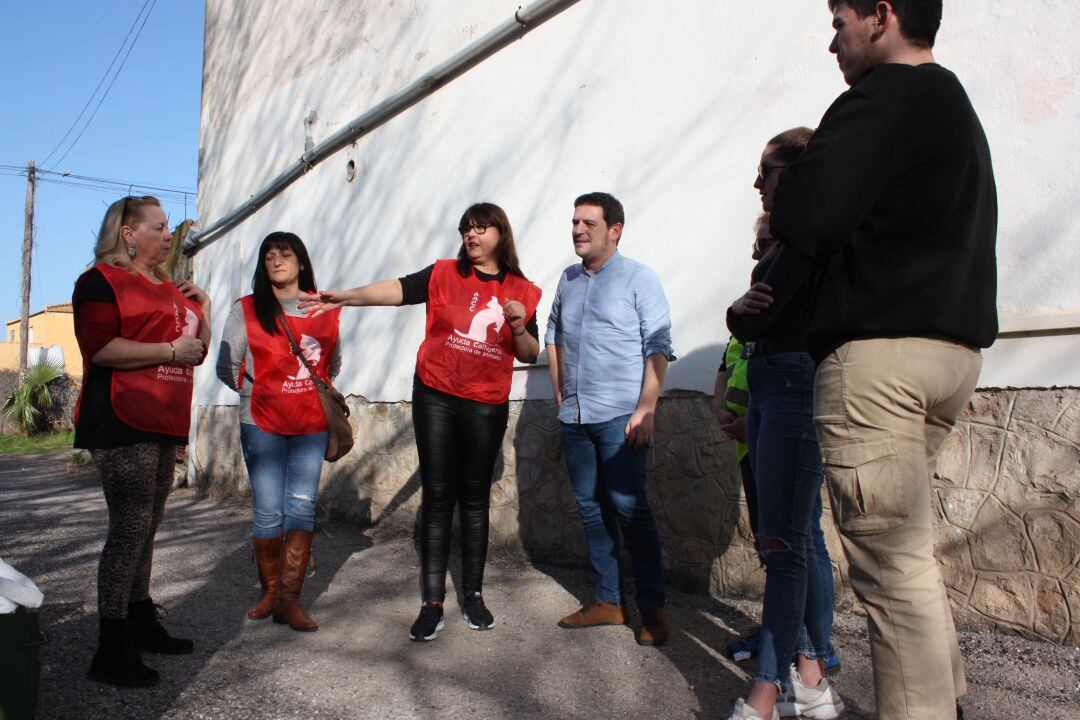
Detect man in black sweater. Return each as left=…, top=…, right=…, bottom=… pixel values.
left=728, top=2, right=997, bottom=718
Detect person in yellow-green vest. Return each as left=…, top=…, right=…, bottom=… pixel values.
left=713, top=334, right=756, bottom=535
left=713, top=213, right=774, bottom=540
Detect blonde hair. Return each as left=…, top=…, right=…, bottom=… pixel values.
left=93, top=195, right=168, bottom=279
left=753, top=212, right=770, bottom=233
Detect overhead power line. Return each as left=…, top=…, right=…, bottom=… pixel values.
left=0, top=163, right=194, bottom=190
left=36, top=167, right=194, bottom=194
left=36, top=176, right=192, bottom=204
left=1, top=162, right=195, bottom=211
left=41, top=0, right=159, bottom=172
left=38, top=0, right=152, bottom=167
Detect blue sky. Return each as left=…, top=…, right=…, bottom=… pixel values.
left=0, top=1, right=204, bottom=323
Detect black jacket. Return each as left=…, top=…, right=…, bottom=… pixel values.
left=729, top=63, right=998, bottom=361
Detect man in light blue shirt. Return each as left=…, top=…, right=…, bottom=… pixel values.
left=545, top=192, right=674, bottom=646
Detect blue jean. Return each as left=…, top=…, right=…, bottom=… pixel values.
left=812, top=492, right=836, bottom=653
left=744, top=457, right=836, bottom=653
left=240, top=423, right=327, bottom=538
left=559, top=415, right=665, bottom=609
left=746, top=352, right=830, bottom=685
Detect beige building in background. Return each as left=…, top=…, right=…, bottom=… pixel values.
left=1, top=303, right=81, bottom=377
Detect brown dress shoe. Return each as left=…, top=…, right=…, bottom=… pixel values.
left=558, top=599, right=630, bottom=629
left=273, top=530, right=318, bottom=632
left=247, top=534, right=282, bottom=620
left=636, top=608, right=669, bottom=646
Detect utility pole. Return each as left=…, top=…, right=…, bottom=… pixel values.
left=19, top=160, right=36, bottom=375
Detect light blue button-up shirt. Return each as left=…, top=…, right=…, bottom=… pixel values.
left=544, top=251, right=675, bottom=425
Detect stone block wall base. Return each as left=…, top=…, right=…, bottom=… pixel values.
left=193, top=388, right=1080, bottom=646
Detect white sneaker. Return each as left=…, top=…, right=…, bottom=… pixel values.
left=728, top=698, right=780, bottom=720
left=776, top=664, right=844, bottom=719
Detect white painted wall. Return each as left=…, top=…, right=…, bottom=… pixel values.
left=194, top=0, right=1080, bottom=406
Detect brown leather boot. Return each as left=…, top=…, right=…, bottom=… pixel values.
left=636, top=608, right=669, bottom=646
left=558, top=599, right=630, bottom=629
left=273, top=530, right=318, bottom=632
left=247, top=534, right=282, bottom=620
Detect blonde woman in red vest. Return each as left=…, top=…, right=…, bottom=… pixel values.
left=72, top=195, right=211, bottom=687
left=216, top=232, right=342, bottom=633
left=301, top=203, right=541, bottom=641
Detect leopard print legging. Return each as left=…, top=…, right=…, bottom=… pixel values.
left=91, top=442, right=175, bottom=619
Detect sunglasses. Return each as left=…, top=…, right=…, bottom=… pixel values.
left=120, top=195, right=155, bottom=219
left=756, top=163, right=787, bottom=184
left=753, top=236, right=778, bottom=255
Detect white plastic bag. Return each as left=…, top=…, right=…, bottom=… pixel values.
left=0, top=556, right=44, bottom=612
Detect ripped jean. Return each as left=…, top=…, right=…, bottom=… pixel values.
left=746, top=352, right=830, bottom=686
left=240, top=423, right=327, bottom=538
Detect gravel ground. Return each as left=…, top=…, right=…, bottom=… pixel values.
left=1, top=451, right=1077, bottom=720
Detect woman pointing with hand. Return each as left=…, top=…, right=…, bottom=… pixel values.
left=301, top=203, right=540, bottom=641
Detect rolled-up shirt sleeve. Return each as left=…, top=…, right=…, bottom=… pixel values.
left=635, top=267, right=675, bottom=361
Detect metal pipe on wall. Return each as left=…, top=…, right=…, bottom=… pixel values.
left=184, top=0, right=583, bottom=256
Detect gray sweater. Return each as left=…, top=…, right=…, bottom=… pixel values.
left=216, top=298, right=342, bottom=425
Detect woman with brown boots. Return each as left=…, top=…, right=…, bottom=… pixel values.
left=216, top=231, right=341, bottom=631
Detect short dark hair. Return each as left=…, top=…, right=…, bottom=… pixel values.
left=828, top=0, right=942, bottom=49
left=574, top=192, right=625, bottom=228
left=251, top=231, right=317, bottom=335
left=766, top=127, right=815, bottom=165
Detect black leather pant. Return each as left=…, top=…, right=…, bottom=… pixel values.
left=412, top=379, right=509, bottom=602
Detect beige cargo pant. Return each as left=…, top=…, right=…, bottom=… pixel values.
left=814, top=338, right=982, bottom=720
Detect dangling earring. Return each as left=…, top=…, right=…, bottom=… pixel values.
left=127, top=243, right=136, bottom=258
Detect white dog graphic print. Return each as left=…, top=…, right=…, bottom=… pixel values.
left=182, top=307, right=199, bottom=337
left=288, top=334, right=323, bottom=381
left=173, top=303, right=200, bottom=337
left=454, top=296, right=505, bottom=343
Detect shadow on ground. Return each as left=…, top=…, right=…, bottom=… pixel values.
left=2, top=451, right=1078, bottom=720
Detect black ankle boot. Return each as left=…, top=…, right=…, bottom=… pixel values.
left=128, top=599, right=194, bottom=655
left=87, top=617, right=160, bottom=687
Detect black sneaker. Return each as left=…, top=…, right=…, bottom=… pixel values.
left=462, top=593, right=495, bottom=630
left=409, top=603, right=445, bottom=642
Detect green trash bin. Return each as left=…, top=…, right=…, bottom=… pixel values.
left=0, top=608, right=44, bottom=720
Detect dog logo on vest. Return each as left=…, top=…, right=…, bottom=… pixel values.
left=454, top=296, right=504, bottom=343
left=181, top=307, right=199, bottom=337
left=287, top=334, right=322, bottom=381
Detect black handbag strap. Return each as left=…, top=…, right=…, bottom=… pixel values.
left=275, top=303, right=324, bottom=385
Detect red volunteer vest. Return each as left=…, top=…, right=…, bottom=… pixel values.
left=415, top=259, right=542, bottom=405
left=240, top=295, right=341, bottom=435
left=90, top=262, right=204, bottom=436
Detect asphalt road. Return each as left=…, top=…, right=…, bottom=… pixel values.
left=1, top=451, right=1077, bottom=720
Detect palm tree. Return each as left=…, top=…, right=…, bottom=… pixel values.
left=3, top=361, right=64, bottom=435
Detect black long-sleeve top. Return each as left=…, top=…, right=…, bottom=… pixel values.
left=729, top=63, right=998, bottom=361
left=727, top=250, right=814, bottom=349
